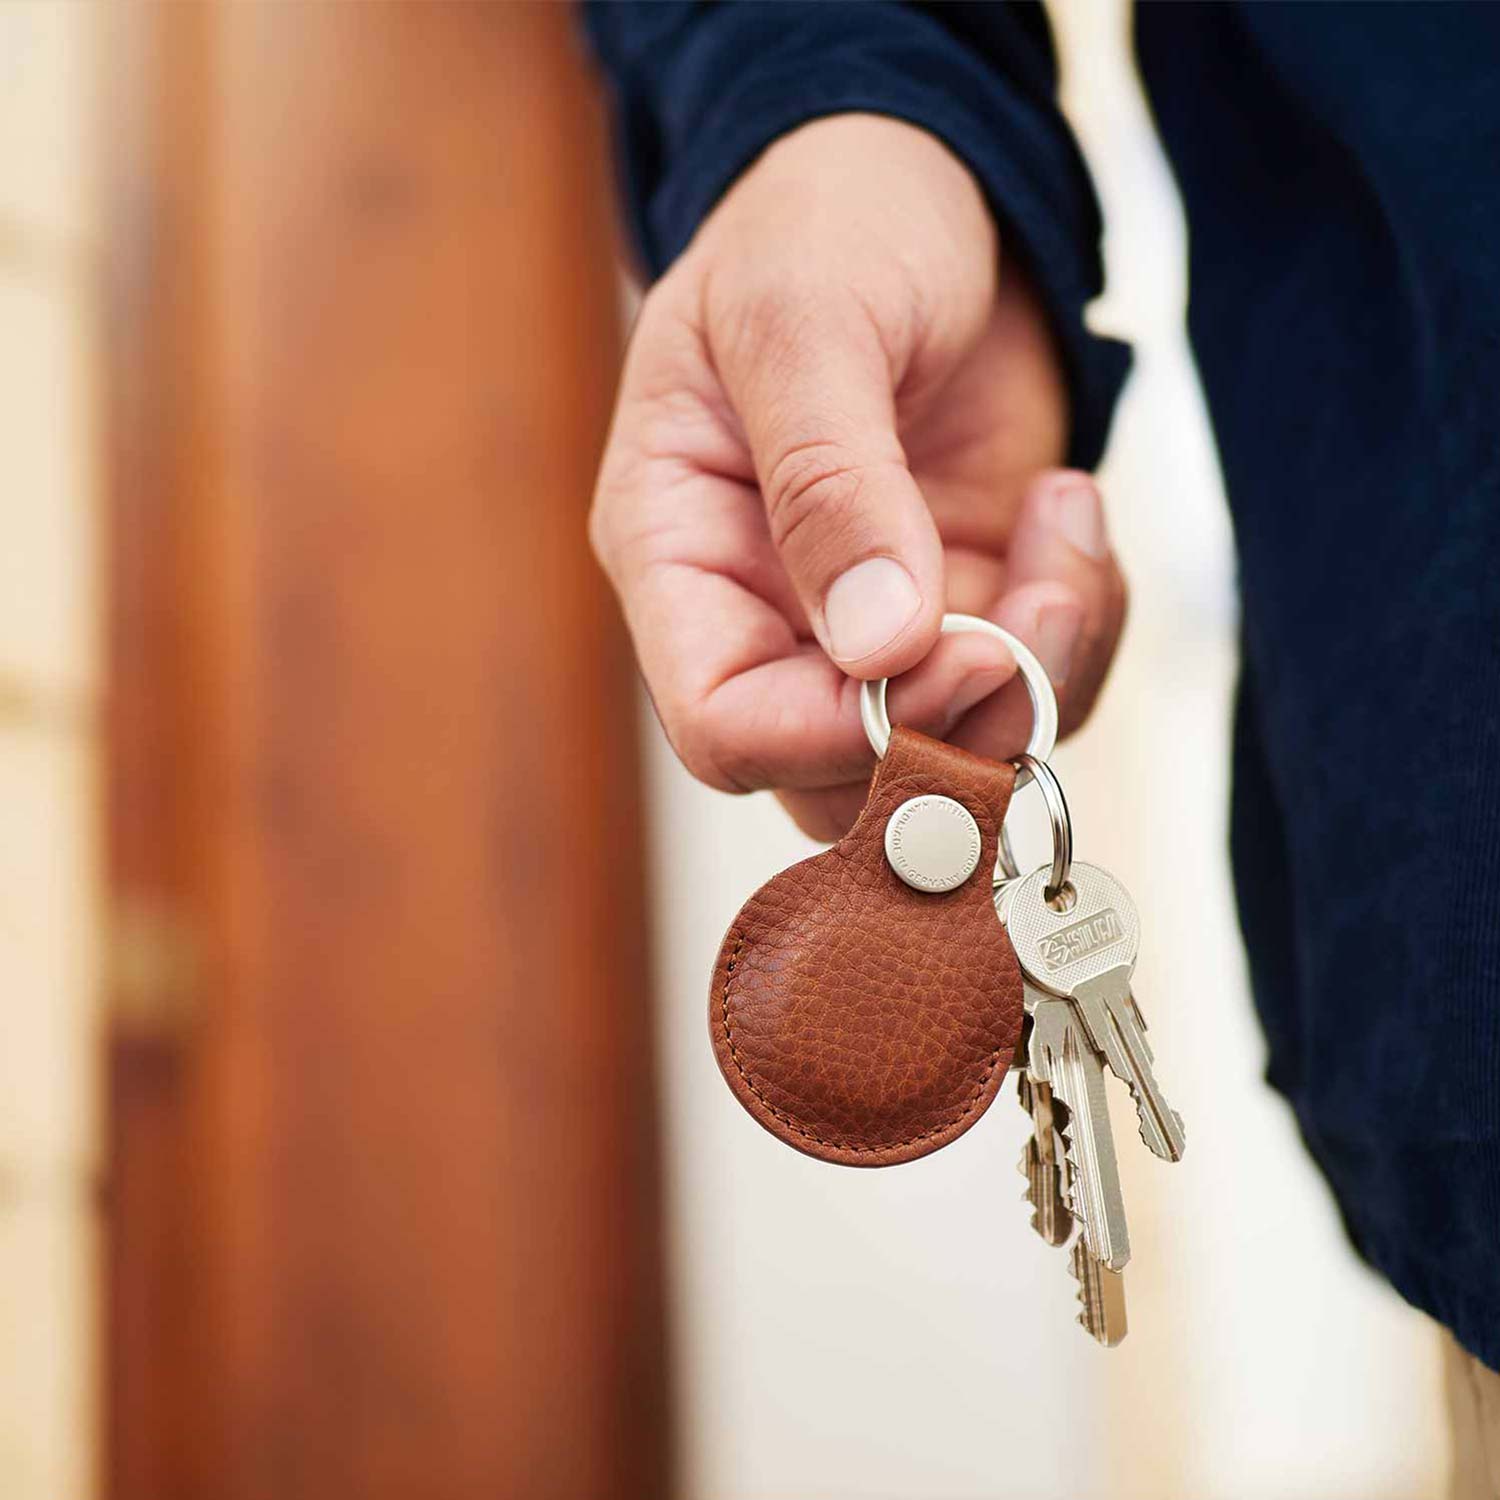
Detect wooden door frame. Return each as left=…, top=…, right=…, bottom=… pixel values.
left=100, top=7, right=671, bottom=1496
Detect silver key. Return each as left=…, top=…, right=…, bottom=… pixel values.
left=1070, top=1240, right=1128, bottom=1346
left=1006, top=862, right=1186, bottom=1163
left=1026, top=995, right=1130, bottom=1272
left=1017, top=1069, right=1074, bottom=1248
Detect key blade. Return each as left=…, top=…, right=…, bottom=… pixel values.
left=1021, top=978, right=1049, bottom=1021
left=1050, top=1095, right=1076, bottom=1212
left=1115, top=989, right=1186, bottom=1160
left=1019, top=1137, right=1074, bottom=1246
left=1050, top=1095, right=1078, bottom=1215
left=1076, top=974, right=1187, bottom=1163
left=1068, top=964, right=1136, bottom=1076
left=1070, top=1241, right=1128, bottom=1347
left=1020, top=1077, right=1074, bottom=1247
left=1032, top=1002, right=1130, bottom=1271
left=1017, top=1072, right=1074, bottom=1245
left=1029, top=1078, right=1061, bottom=1166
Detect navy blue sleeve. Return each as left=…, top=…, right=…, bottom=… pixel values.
left=581, top=0, right=1129, bottom=469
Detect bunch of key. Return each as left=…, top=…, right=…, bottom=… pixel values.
left=994, top=757, right=1186, bottom=1347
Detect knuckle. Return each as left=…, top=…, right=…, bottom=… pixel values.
left=586, top=489, right=614, bottom=570
left=762, top=442, right=872, bottom=556
left=1094, top=563, right=1128, bottom=644
left=664, top=712, right=753, bottom=796
left=779, top=795, right=844, bottom=845
left=635, top=274, right=674, bottom=327
left=588, top=469, right=638, bottom=580
left=635, top=265, right=699, bottom=344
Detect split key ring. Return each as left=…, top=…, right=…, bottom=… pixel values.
left=859, top=612, right=1059, bottom=786
left=859, top=612, right=1065, bottom=889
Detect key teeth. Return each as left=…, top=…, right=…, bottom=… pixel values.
left=1019, top=1073, right=1075, bottom=1242
left=1019, top=1140, right=1041, bottom=1203
left=1030, top=1197, right=1073, bottom=1248
left=1054, top=1119, right=1080, bottom=1216
left=1019, top=1145, right=1073, bottom=1245
left=1068, top=1244, right=1096, bottom=1339
left=1069, top=1242, right=1128, bottom=1347
left=1130, top=1089, right=1187, bottom=1162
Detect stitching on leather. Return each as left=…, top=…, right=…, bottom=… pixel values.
left=719, top=929, right=1012, bottom=1155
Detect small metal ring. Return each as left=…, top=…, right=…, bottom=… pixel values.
left=859, top=613, right=1059, bottom=788
left=1005, top=753, right=1072, bottom=896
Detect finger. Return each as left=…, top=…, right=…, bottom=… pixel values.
left=1001, top=469, right=1125, bottom=732
left=761, top=473, right=1122, bottom=826
left=775, top=606, right=1023, bottom=840
left=947, top=580, right=1085, bottom=764
left=939, top=543, right=1008, bottom=619
left=598, top=442, right=1014, bottom=792
left=709, top=284, right=945, bottom=679
left=590, top=283, right=813, bottom=789
left=947, top=471, right=1123, bottom=761
left=777, top=784, right=869, bottom=844
left=694, top=628, right=1014, bottom=791
left=591, top=284, right=1012, bottom=797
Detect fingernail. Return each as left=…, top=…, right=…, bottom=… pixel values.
left=823, top=557, right=922, bottom=663
left=1032, top=603, right=1082, bottom=686
left=1050, top=480, right=1107, bottom=559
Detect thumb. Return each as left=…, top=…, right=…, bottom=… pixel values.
left=714, top=292, right=944, bottom=678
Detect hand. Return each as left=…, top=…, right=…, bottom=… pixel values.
left=591, top=114, right=1126, bottom=840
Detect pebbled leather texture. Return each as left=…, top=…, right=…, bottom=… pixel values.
left=710, top=727, right=1023, bottom=1167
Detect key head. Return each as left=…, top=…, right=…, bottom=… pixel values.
left=991, top=874, right=1022, bottom=926
left=1005, top=861, right=1140, bottom=999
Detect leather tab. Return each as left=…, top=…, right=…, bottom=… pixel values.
left=709, top=727, right=1023, bottom=1166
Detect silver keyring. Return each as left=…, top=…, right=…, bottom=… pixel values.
left=1003, top=752, right=1072, bottom=896
left=859, top=613, right=1059, bottom=788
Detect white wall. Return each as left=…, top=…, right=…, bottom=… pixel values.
left=643, top=2, right=1447, bottom=1495
left=0, top=5, right=102, bottom=1499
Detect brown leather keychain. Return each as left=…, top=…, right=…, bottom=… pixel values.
left=708, top=615, right=1059, bottom=1167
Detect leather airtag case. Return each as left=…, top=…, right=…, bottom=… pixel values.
left=709, top=726, right=1024, bottom=1167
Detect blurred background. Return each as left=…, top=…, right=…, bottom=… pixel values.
left=0, top=2, right=1448, bottom=1497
